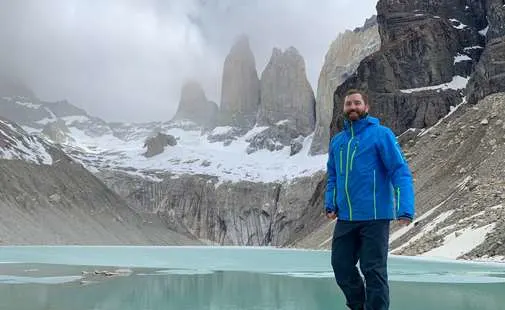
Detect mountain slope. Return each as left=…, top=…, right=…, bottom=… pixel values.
left=0, top=118, right=199, bottom=245
left=389, top=92, right=505, bottom=260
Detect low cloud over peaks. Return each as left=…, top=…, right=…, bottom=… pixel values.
left=0, top=0, right=376, bottom=122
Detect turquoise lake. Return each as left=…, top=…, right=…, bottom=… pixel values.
left=0, top=246, right=504, bottom=310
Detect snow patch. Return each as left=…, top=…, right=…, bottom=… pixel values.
left=391, top=210, right=455, bottom=253
left=15, top=100, right=41, bottom=109
left=400, top=76, right=469, bottom=94
left=210, top=126, right=233, bottom=136
left=390, top=193, right=457, bottom=244
left=454, top=54, right=472, bottom=63
left=0, top=120, right=53, bottom=165
left=479, top=25, right=489, bottom=36
left=243, top=125, right=269, bottom=140
left=421, top=223, right=495, bottom=259
left=389, top=176, right=471, bottom=245
left=476, top=255, right=505, bottom=263
left=449, top=18, right=467, bottom=29
left=36, top=118, right=56, bottom=125
left=62, top=125, right=326, bottom=183
left=62, top=115, right=91, bottom=124
left=463, top=45, right=484, bottom=51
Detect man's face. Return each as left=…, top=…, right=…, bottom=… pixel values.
left=343, top=93, right=369, bottom=121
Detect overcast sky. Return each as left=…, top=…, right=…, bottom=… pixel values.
left=0, top=0, right=377, bottom=122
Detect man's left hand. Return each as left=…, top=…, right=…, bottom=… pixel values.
left=397, top=218, right=412, bottom=226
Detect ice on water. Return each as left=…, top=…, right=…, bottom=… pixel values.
left=1, top=246, right=504, bottom=310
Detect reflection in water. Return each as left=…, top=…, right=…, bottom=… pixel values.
left=0, top=266, right=504, bottom=310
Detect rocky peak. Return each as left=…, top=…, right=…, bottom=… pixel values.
left=354, top=15, right=377, bottom=32
left=172, top=80, right=218, bottom=128
left=0, top=75, right=35, bottom=99
left=42, top=100, right=88, bottom=118
left=310, top=16, right=380, bottom=155
left=258, top=46, right=315, bottom=136
left=218, top=35, right=260, bottom=129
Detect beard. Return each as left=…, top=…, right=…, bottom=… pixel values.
left=344, top=110, right=367, bottom=121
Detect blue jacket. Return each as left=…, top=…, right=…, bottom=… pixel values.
left=325, top=115, right=415, bottom=221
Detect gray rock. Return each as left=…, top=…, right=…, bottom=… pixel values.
left=207, top=126, right=247, bottom=144
left=468, top=0, right=505, bottom=104
left=397, top=128, right=423, bottom=147
left=332, top=0, right=486, bottom=137
left=467, top=1, right=505, bottom=105
left=218, top=36, right=260, bottom=129
left=310, top=17, right=380, bottom=155
left=245, top=120, right=300, bottom=154
left=49, top=193, right=61, bottom=203
left=42, top=120, right=70, bottom=144
left=96, top=170, right=326, bottom=246
left=171, top=80, right=218, bottom=128
left=258, top=47, right=316, bottom=137
left=143, top=133, right=177, bottom=158
left=290, top=137, right=304, bottom=156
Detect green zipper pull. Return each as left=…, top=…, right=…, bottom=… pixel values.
left=339, top=146, right=343, bottom=175
left=350, top=144, right=358, bottom=171
left=397, top=187, right=401, bottom=212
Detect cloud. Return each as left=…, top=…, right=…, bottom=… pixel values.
left=0, top=0, right=377, bottom=122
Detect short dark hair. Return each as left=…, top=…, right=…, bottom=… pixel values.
left=344, top=89, right=369, bottom=106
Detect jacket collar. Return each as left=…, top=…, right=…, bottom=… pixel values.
left=343, top=115, right=379, bottom=135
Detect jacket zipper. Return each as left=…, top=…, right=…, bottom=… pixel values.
left=339, top=146, right=343, bottom=175
left=397, top=187, right=401, bottom=214
left=345, top=123, right=354, bottom=220
left=350, top=144, right=358, bottom=171
left=373, top=169, right=377, bottom=219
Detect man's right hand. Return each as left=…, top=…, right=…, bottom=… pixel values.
left=326, top=211, right=337, bottom=220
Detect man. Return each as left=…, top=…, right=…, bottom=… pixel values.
left=325, top=89, right=415, bottom=310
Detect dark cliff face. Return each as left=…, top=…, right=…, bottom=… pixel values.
left=331, top=0, right=492, bottom=136
left=466, top=0, right=505, bottom=105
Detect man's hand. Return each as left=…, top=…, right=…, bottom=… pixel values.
left=397, top=218, right=412, bottom=226
left=326, top=211, right=337, bottom=220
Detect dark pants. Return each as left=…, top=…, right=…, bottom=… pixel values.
left=331, top=220, right=390, bottom=310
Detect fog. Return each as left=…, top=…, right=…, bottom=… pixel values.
left=0, top=0, right=377, bottom=122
